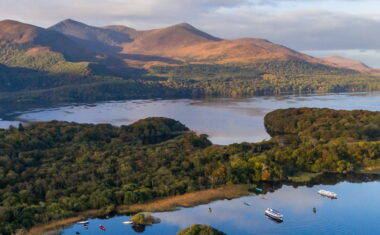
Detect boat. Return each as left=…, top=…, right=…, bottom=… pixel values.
left=256, top=187, right=263, bottom=192
left=265, top=208, right=283, bottom=221
left=77, top=220, right=89, bottom=224
left=244, top=202, right=251, bottom=206
left=123, top=221, right=133, bottom=224
left=318, top=189, right=337, bottom=199
left=99, top=225, right=106, bottom=231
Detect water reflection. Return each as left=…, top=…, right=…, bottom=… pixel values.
left=1, top=92, right=380, bottom=145
left=61, top=174, right=380, bottom=235
left=132, top=224, right=146, bottom=233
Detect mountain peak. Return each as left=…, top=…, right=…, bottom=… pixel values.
left=50, top=19, right=88, bottom=29
left=0, top=19, right=42, bottom=45
left=49, top=19, right=132, bottom=53
left=172, top=22, right=195, bottom=29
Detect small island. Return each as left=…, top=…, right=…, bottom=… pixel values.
left=177, top=224, right=226, bottom=235
left=1, top=108, right=380, bottom=234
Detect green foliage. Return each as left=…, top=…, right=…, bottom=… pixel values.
left=0, top=80, right=192, bottom=105
left=0, top=44, right=91, bottom=75
left=177, top=224, right=226, bottom=235
left=1, top=56, right=380, bottom=105
left=1, top=108, right=380, bottom=233
left=150, top=64, right=262, bottom=81
left=131, top=212, right=159, bottom=225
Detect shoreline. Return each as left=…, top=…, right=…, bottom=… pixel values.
left=21, top=172, right=380, bottom=235
left=27, top=185, right=251, bottom=235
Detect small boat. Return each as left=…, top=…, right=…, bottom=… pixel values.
left=265, top=208, right=283, bottom=221
left=256, top=187, right=263, bottom=192
left=77, top=220, right=89, bottom=224
left=99, top=225, right=106, bottom=231
left=123, top=221, right=133, bottom=224
left=244, top=202, right=251, bottom=206
left=318, top=190, right=337, bottom=199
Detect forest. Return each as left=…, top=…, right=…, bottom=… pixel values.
left=1, top=108, right=380, bottom=233
left=2, top=60, right=380, bottom=106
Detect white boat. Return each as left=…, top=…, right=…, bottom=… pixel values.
left=265, top=208, right=283, bottom=221
left=318, top=190, right=337, bottom=199
left=122, top=221, right=133, bottom=224
left=77, top=220, right=89, bottom=224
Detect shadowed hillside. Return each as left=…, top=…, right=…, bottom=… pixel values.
left=49, top=19, right=132, bottom=53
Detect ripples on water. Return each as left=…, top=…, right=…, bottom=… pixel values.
left=61, top=175, right=380, bottom=235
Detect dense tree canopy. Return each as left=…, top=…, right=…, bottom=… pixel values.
left=177, top=224, right=226, bottom=235
left=1, top=108, right=380, bottom=233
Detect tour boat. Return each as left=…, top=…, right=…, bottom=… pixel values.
left=265, top=208, right=284, bottom=221
left=77, top=220, right=89, bottom=224
left=123, top=221, right=133, bottom=224
left=99, top=225, right=106, bottom=231
left=318, top=189, right=337, bottom=199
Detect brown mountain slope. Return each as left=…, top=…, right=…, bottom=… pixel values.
left=120, top=23, right=221, bottom=54
left=17, top=19, right=368, bottom=74
left=49, top=19, right=132, bottom=53
left=112, top=24, right=337, bottom=67
left=321, top=56, right=380, bottom=75
left=0, top=19, right=94, bottom=61
left=46, top=20, right=354, bottom=71
left=132, top=37, right=321, bottom=64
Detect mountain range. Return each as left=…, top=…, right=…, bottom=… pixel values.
left=1, top=18, right=380, bottom=105
left=1, top=18, right=378, bottom=74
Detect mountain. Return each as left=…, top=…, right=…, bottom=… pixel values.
left=120, top=23, right=221, bottom=54
left=0, top=19, right=99, bottom=76
left=321, top=56, right=380, bottom=75
left=50, top=20, right=360, bottom=72
left=1, top=18, right=380, bottom=107
left=49, top=19, right=132, bottom=53
left=0, top=19, right=94, bottom=61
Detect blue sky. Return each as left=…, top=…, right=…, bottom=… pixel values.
left=1, top=0, right=380, bottom=67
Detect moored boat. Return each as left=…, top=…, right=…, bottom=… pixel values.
left=318, top=189, right=337, bottom=199
left=265, top=208, right=283, bottom=221
left=123, top=221, right=133, bottom=224
left=77, top=220, right=89, bottom=224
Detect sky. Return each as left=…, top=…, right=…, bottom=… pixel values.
left=1, top=0, right=380, bottom=67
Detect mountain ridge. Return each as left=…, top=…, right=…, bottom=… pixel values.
left=46, top=19, right=378, bottom=73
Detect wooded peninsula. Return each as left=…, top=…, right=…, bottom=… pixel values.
left=1, top=108, right=380, bottom=234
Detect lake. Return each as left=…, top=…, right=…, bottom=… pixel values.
left=60, top=175, right=380, bottom=235
left=1, top=92, right=380, bottom=144
left=2, top=92, right=380, bottom=234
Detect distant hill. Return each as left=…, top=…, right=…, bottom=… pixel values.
left=49, top=20, right=380, bottom=76
left=49, top=19, right=132, bottom=53
left=0, top=19, right=93, bottom=61
left=51, top=20, right=329, bottom=68
left=321, top=56, right=380, bottom=75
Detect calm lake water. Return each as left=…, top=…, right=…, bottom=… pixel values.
left=2, top=92, right=380, bottom=144
left=61, top=177, right=380, bottom=235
